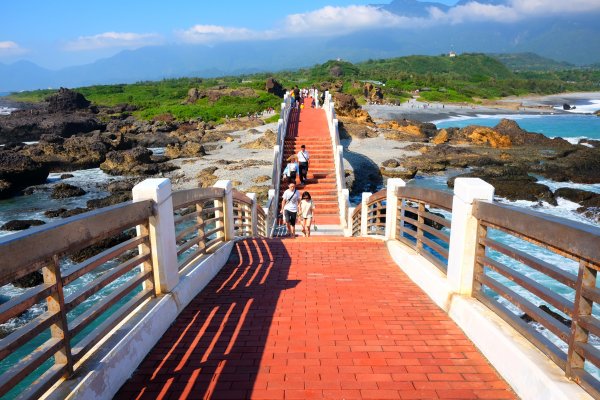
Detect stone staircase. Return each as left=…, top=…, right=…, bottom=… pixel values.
left=277, top=100, right=341, bottom=235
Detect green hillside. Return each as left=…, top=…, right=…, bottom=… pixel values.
left=8, top=53, right=600, bottom=120
left=490, top=52, right=575, bottom=71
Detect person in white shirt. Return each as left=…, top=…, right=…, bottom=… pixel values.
left=299, top=191, right=315, bottom=237
left=281, top=182, right=300, bottom=237
left=297, top=145, right=309, bottom=184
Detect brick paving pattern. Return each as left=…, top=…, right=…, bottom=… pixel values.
left=116, top=237, right=517, bottom=399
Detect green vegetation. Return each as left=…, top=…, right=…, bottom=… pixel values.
left=8, top=53, right=600, bottom=120
left=490, top=52, right=575, bottom=72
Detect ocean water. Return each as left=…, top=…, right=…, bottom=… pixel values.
left=435, top=113, right=600, bottom=143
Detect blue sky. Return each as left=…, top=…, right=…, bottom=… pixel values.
left=2, top=0, right=598, bottom=69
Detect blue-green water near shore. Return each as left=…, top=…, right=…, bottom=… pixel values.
left=436, top=113, right=600, bottom=142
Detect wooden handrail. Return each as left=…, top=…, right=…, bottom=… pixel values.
left=397, top=186, right=453, bottom=211
left=172, top=187, right=225, bottom=210
left=473, top=200, right=600, bottom=265
left=0, top=200, right=153, bottom=283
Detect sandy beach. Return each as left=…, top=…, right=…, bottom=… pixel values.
left=364, top=92, right=600, bottom=123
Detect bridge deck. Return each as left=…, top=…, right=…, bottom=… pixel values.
left=116, top=238, right=516, bottom=399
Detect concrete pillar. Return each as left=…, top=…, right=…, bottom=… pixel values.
left=360, top=192, right=372, bottom=236
left=347, top=206, right=355, bottom=236
left=447, top=178, right=495, bottom=296
left=213, top=180, right=234, bottom=242
left=247, top=193, right=258, bottom=237
left=385, top=179, right=407, bottom=240
left=132, top=178, right=179, bottom=294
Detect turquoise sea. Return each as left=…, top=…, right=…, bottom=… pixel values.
left=435, top=113, right=600, bottom=142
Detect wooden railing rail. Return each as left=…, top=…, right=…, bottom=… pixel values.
left=351, top=206, right=361, bottom=237
left=472, top=200, right=600, bottom=397
left=365, top=190, right=387, bottom=236
left=396, top=187, right=452, bottom=273
left=173, top=188, right=228, bottom=272
left=0, top=200, right=156, bottom=399
left=232, top=189, right=253, bottom=238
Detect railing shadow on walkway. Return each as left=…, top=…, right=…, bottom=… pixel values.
left=115, top=238, right=299, bottom=399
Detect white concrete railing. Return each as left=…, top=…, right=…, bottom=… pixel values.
left=350, top=178, right=596, bottom=400
left=323, top=91, right=350, bottom=227
left=267, top=93, right=292, bottom=237
left=0, top=179, right=262, bottom=400
left=266, top=94, right=292, bottom=236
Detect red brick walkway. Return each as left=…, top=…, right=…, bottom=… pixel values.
left=116, top=238, right=516, bottom=399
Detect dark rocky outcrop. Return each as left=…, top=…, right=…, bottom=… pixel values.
left=46, top=88, right=91, bottom=113
left=0, top=151, right=50, bottom=198
left=51, top=183, right=86, bottom=199
left=1, top=219, right=46, bottom=231
left=13, top=271, right=44, bottom=288
left=265, top=78, right=285, bottom=98
left=240, top=129, right=276, bottom=149
left=165, top=142, right=206, bottom=159
left=86, top=192, right=132, bottom=210
left=521, top=305, right=571, bottom=327
left=531, top=147, right=600, bottom=184
left=448, top=166, right=557, bottom=205
left=100, top=147, right=177, bottom=176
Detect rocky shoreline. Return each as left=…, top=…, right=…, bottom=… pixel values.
left=2, top=87, right=600, bottom=234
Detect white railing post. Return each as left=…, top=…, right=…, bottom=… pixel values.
left=347, top=206, right=355, bottom=236
left=340, top=188, right=349, bottom=227
left=214, top=180, right=235, bottom=241
left=132, top=178, right=179, bottom=294
left=447, top=178, right=495, bottom=296
left=385, top=179, right=407, bottom=240
left=247, top=193, right=258, bottom=237
left=360, top=192, right=372, bottom=236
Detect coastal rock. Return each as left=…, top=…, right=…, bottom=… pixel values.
left=1, top=219, right=46, bottom=231
left=51, top=183, right=86, bottom=199
left=380, top=167, right=418, bottom=180
left=46, top=88, right=91, bottom=113
left=554, top=188, right=597, bottom=203
left=86, top=192, right=132, bottom=209
left=493, top=119, right=570, bottom=147
left=197, top=166, right=219, bottom=188
left=333, top=93, right=373, bottom=124
left=0, top=106, right=104, bottom=144
left=337, top=120, right=377, bottom=139
left=185, top=88, right=201, bottom=104
left=448, top=166, right=557, bottom=205
left=382, top=159, right=399, bottom=168
left=381, top=119, right=436, bottom=141
left=432, top=129, right=450, bottom=144
left=165, top=142, right=206, bottom=159
left=0, top=151, right=50, bottom=198
left=12, top=271, right=44, bottom=288
left=241, top=129, right=276, bottom=149
left=100, top=147, right=176, bottom=176
left=265, top=78, right=285, bottom=98
left=465, top=127, right=511, bottom=148
left=107, top=180, right=136, bottom=193
left=533, top=147, right=600, bottom=184
left=44, top=208, right=68, bottom=218
left=21, top=133, right=115, bottom=171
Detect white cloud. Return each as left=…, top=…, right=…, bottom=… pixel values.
left=282, top=6, right=412, bottom=36
left=430, top=0, right=600, bottom=24
left=64, top=32, right=163, bottom=51
left=176, top=25, right=271, bottom=44
left=0, top=41, right=27, bottom=56
left=174, top=1, right=600, bottom=45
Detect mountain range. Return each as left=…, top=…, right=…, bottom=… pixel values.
left=2, top=0, right=600, bottom=92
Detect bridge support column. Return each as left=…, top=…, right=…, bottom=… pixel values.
left=447, top=178, right=494, bottom=296
left=214, top=180, right=235, bottom=241
left=132, top=178, right=179, bottom=294
left=360, top=192, right=372, bottom=236
left=385, top=179, right=407, bottom=240
left=247, top=193, right=258, bottom=237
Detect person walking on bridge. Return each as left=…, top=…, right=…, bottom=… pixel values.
left=281, top=182, right=300, bottom=237
left=297, top=145, right=309, bottom=184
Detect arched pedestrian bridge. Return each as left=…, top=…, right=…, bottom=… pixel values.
left=0, top=93, right=599, bottom=400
